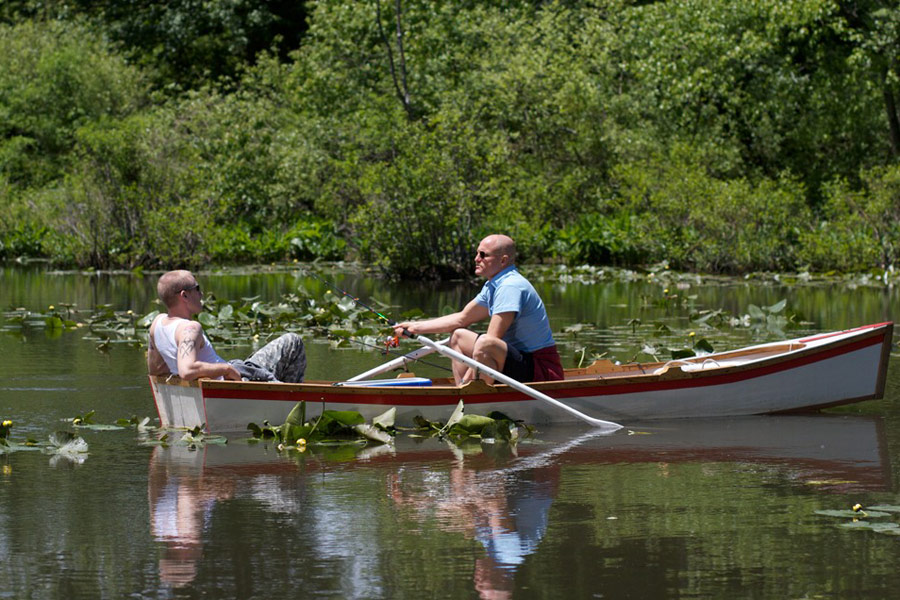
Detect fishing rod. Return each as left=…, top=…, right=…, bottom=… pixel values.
left=321, top=326, right=453, bottom=373
left=305, top=270, right=403, bottom=328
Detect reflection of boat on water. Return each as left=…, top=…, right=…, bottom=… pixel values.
left=148, top=414, right=891, bottom=492
left=149, top=322, right=893, bottom=431
left=147, top=414, right=890, bottom=591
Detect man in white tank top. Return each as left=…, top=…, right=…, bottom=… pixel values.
left=148, top=270, right=306, bottom=382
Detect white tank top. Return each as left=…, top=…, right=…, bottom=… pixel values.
left=153, top=316, right=225, bottom=376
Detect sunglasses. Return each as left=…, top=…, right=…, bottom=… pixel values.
left=182, top=283, right=201, bottom=294
left=476, top=251, right=493, bottom=259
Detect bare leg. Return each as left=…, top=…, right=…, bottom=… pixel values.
left=471, top=334, right=508, bottom=385
left=449, top=329, right=479, bottom=385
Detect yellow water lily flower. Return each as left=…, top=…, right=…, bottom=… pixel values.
left=853, top=503, right=864, bottom=512
left=1, top=420, right=11, bottom=427
left=296, top=438, right=306, bottom=446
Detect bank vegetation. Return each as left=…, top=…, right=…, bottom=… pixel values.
left=1, top=0, right=899, bottom=279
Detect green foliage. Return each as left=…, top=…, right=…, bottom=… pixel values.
left=553, top=212, right=646, bottom=266
left=0, top=19, right=146, bottom=189
left=247, top=403, right=395, bottom=447
left=0, top=223, right=49, bottom=259
left=4, top=0, right=900, bottom=277
left=798, top=164, right=900, bottom=271
left=349, top=111, right=506, bottom=278
left=610, top=147, right=810, bottom=273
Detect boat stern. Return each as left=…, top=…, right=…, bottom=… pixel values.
left=149, top=376, right=205, bottom=429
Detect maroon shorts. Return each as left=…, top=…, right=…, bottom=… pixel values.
left=502, top=343, right=564, bottom=382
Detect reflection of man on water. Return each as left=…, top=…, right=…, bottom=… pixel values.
left=390, top=458, right=559, bottom=599
left=148, top=447, right=235, bottom=587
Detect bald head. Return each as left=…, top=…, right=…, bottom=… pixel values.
left=157, top=270, right=197, bottom=308
left=482, top=234, right=517, bottom=264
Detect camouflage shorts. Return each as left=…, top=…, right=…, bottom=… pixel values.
left=243, top=333, right=307, bottom=383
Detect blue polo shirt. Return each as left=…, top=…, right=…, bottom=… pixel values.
left=474, top=265, right=555, bottom=352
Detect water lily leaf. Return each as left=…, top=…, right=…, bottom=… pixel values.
left=748, top=304, right=766, bottom=320
left=670, top=348, right=695, bottom=359
left=815, top=509, right=891, bottom=518
left=445, top=400, right=465, bottom=430
left=694, top=339, right=714, bottom=354
left=179, top=431, right=227, bottom=446
left=139, top=433, right=170, bottom=447
left=451, top=414, right=496, bottom=435
left=218, top=305, right=234, bottom=321
left=838, top=521, right=900, bottom=532
left=641, top=344, right=660, bottom=360
left=285, top=402, right=307, bottom=426
left=137, top=310, right=159, bottom=328
left=867, top=505, right=900, bottom=513
left=480, top=419, right=516, bottom=442
left=413, top=415, right=439, bottom=431
left=283, top=423, right=316, bottom=443
left=373, top=407, right=396, bottom=429
left=353, top=423, right=393, bottom=444
left=197, top=312, right=218, bottom=327
left=75, top=423, right=125, bottom=431
left=767, top=299, right=787, bottom=314
left=321, top=410, right=365, bottom=427
left=0, top=439, right=40, bottom=454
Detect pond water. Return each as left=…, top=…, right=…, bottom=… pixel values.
left=2, top=263, right=900, bottom=599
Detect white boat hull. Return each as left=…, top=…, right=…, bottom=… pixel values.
left=149, top=322, right=894, bottom=431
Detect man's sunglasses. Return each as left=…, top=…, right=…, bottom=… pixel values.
left=183, top=283, right=201, bottom=294
left=476, top=251, right=493, bottom=259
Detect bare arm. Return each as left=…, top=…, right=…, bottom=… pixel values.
left=394, top=300, right=490, bottom=336
left=175, top=322, right=240, bottom=381
left=486, top=311, right=516, bottom=340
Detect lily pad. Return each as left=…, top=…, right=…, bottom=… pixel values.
left=75, top=423, right=126, bottom=431
left=838, top=521, right=900, bottom=533
left=815, top=509, right=891, bottom=518
left=0, top=439, right=41, bottom=454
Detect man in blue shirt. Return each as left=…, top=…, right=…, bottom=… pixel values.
left=394, top=235, right=564, bottom=384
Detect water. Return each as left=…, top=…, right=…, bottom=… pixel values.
left=2, top=263, right=900, bottom=599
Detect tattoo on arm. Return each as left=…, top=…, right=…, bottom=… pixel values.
left=178, top=337, right=196, bottom=358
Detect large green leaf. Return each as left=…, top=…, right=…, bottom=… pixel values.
left=320, top=410, right=365, bottom=428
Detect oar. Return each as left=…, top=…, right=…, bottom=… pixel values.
left=411, top=333, right=623, bottom=432
left=345, top=337, right=450, bottom=382
left=304, top=270, right=621, bottom=431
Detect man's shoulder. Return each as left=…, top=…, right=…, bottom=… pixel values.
left=495, top=267, right=534, bottom=290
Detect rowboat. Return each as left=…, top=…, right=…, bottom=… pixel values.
left=149, top=322, right=894, bottom=432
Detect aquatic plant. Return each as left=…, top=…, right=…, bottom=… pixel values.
left=815, top=504, right=900, bottom=536
left=0, top=420, right=41, bottom=454
left=247, top=403, right=396, bottom=449
left=411, top=401, right=525, bottom=442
